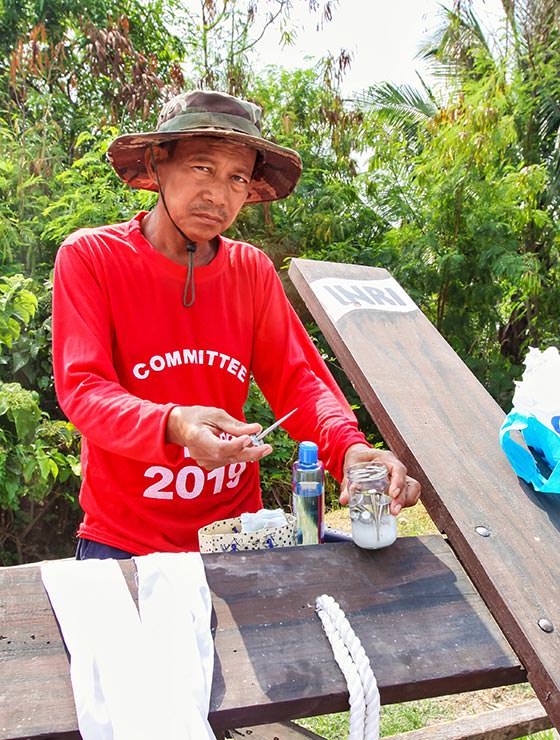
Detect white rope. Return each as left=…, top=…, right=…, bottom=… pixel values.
left=316, top=594, right=380, bottom=740
left=315, top=603, right=366, bottom=739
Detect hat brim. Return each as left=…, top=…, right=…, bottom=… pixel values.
left=107, top=128, right=302, bottom=204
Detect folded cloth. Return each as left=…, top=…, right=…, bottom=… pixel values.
left=134, top=552, right=215, bottom=738
left=41, top=554, right=216, bottom=740
left=240, top=508, right=288, bottom=533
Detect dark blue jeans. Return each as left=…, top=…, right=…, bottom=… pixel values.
left=76, top=537, right=134, bottom=560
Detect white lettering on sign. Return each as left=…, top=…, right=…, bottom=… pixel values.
left=310, top=276, right=418, bottom=323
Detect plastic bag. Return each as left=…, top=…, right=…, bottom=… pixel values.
left=499, top=347, right=560, bottom=493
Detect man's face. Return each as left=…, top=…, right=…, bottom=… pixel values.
left=148, top=137, right=257, bottom=242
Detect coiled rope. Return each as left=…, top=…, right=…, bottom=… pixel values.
left=315, top=594, right=380, bottom=740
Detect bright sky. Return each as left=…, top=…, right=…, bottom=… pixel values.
left=254, top=0, right=507, bottom=95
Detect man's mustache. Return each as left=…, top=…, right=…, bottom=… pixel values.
left=189, top=205, right=227, bottom=221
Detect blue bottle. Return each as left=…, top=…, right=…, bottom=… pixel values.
left=292, top=441, right=324, bottom=545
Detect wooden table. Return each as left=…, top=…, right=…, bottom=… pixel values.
left=1, top=538, right=523, bottom=738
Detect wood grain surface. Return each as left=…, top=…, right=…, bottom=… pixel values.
left=229, top=720, right=327, bottom=738
left=0, top=538, right=522, bottom=738
left=289, top=257, right=560, bottom=728
left=383, top=699, right=550, bottom=740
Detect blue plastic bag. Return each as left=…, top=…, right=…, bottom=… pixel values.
left=500, top=411, right=560, bottom=493
left=499, top=347, right=560, bottom=493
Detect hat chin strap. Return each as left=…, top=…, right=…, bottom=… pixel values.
left=150, top=144, right=197, bottom=308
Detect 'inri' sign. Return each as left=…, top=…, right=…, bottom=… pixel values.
left=309, top=276, right=418, bottom=323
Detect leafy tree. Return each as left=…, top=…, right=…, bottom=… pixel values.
left=174, top=0, right=338, bottom=95
left=0, top=275, right=81, bottom=564
left=417, top=0, right=560, bottom=365
left=350, top=2, right=559, bottom=404
left=234, top=64, right=375, bottom=264
left=1, top=0, right=185, bottom=123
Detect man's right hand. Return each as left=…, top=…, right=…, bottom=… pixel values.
left=166, top=406, right=272, bottom=470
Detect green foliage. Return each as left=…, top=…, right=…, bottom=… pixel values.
left=0, top=273, right=80, bottom=562
left=357, top=80, right=438, bottom=144
left=0, top=385, right=79, bottom=511
left=41, top=129, right=154, bottom=250
left=349, top=64, right=559, bottom=406
left=0, top=274, right=37, bottom=347
left=0, top=0, right=185, bottom=131
left=3, top=276, right=55, bottom=399
left=0, top=382, right=41, bottom=445
left=0, top=114, right=69, bottom=270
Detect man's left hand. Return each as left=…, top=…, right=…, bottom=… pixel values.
left=341, top=443, right=421, bottom=516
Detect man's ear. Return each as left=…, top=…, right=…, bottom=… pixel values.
left=144, top=144, right=169, bottom=182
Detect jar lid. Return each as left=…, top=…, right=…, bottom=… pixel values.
left=346, top=462, right=388, bottom=480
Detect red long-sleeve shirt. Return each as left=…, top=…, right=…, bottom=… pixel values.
left=52, top=211, right=368, bottom=553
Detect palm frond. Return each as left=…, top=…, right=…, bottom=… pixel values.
left=356, top=81, right=438, bottom=142
left=418, top=4, right=498, bottom=83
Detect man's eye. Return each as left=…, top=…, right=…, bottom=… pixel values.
left=233, top=175, right=248, bottom=184
left=193, top=165, right=210, bottom=172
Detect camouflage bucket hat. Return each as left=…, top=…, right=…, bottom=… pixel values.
left=107, top=90, right=302, bottom=204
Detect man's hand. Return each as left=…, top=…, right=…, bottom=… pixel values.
left=341, top=443, right=421, bottom=516
left=166, top=406, right=272, bottom=470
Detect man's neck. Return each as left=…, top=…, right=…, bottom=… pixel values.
left=140, top=206, right=218, bottom=267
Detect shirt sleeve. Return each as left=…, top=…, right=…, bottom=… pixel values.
left=52, top=240, right=182, bottom=465
left=250, top=254, right=369, bottom=482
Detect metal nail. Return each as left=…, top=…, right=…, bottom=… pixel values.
left=538, top=618, right=554, bottom=633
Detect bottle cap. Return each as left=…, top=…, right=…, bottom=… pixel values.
left=298, top=441, right=318, bottom=466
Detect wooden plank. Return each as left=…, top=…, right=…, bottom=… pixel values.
left=228, top=720, right=327, bottom=739
left=0, top=538, right=523, bottom=738
left=288, top=257, right=560, bottom=728
left=384, top=699, right=551, bottom=740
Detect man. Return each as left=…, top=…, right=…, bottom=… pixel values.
left=52, top=90, right=420, bottom=559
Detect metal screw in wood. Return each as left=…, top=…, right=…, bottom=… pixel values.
left=538, top=618, right=554, bottom=634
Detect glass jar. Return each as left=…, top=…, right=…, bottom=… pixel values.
left=346, top=462, right=397, bottom=550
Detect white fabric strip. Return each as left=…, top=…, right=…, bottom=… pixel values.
left=41, top=555, right=216, bottom=740
left=41, top=559, right=163, bottom=740
left=134, top=552, right=216, bottom=740
left=316, top=594, right=380, bottom=740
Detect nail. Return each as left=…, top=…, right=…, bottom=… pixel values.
left=394, top=503, right=402, bottom=515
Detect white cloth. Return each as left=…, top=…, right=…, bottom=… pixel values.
left=240, top=508, right=287, bottom=533
left=134, top=553, right=215, bottom=739
left=41, top=554, right=215, bottom=740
